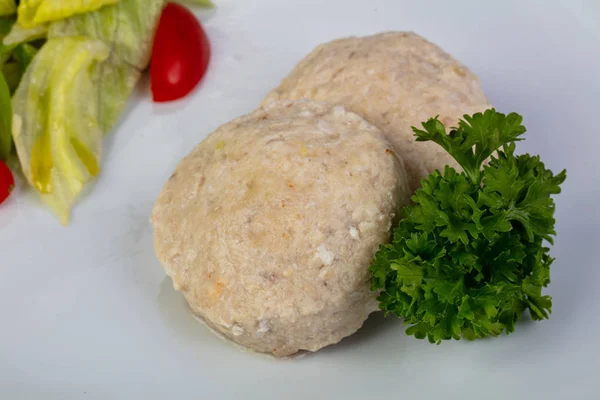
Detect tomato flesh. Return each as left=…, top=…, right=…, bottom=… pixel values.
left=151, top=3, right=211, bottom=102
left=0, top=160, right=14, bottom=205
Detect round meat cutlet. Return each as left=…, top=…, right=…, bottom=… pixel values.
left=152, top=100, right=411, bottom=356
left=264, top=31, right=491, bottom=192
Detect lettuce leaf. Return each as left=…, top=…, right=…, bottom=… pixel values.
left=0, top=16, right=15, bottom=64
left=174, top=0, right=214, bottom=7
left=0, top=1, right=16, bottom=17
left=2, top=43, right=38, bottom=92
left=12, top=0, right=164, bottom=223
left=0, top=15, right=13, bottom=37
left=1, top=61, right=19, bottom=91
left=94, top=61, right=140, bottom=134
left=49, top=0, right=164, bottom=131
left=12, top=37, right=109, bottom=224
left=2, top=22, right=47, bottom=46
left=48, top=0, right=164, bottom=69
left=0, top=69, right=11, bottom=160
left=17, top=0, right=120, bottom=28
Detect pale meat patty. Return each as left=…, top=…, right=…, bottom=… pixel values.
left=264, top=31, right=491, bottom=192
left=152, top=100, right=411, bottom=356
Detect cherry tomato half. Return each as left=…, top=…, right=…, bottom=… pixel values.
left=0, top=160, right=14, bottom=205
left=151, top=3, right=211, bottom=102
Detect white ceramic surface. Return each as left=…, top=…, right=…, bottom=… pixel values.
left=1, top=0, right=599, bottom=398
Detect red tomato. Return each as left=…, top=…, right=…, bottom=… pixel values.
left=0, top=160, right=14, bottom=205
left=151, top=3, right=211, bottom=102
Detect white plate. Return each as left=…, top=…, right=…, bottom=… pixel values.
left=2, top=0, right=599, bottom=398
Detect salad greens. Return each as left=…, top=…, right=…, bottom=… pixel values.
left=12, top=38, right=109, bottom=223
left=1, top=15, right=14, bottom=160
left=1, top=16, right=40, bottom=94
left=175, top=0, right=214, bottom=6
left=48, top=0, right=165, bottom=132
left=17, top=0, right=120, bottom=28
left=1, top=0, right=213, bottom=222
left=3, top=0, right=165, bottom=223
left=0, top=16, right=14, bottom=64
left=2, top=21, right=46, bottom=46
left=370, top=109, right=566, bottom=343
left=0, top=69, right=10, bottom=160
left=48, top=0, right=165, bottom=69
left=0, top=1, right=16, bottom=17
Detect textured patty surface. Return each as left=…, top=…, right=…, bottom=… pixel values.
left=152, top=100, right=411, bottom=356
left=264, top=31, right=491, bottom=191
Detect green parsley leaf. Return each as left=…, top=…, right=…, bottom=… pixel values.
left=371, top=109, right=566, bottom=343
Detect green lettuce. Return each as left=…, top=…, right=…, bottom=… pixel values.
left=0, top=69, right=11, bottom=160
left=0, top=0, right=16, bottom=17
left=2, top=22, right=47, bottom=46
left=48, top=0, right=164, bottom=69
left=174, top=0, right=214, bottom=7
left=1, top=16, right=15, bottom=159
left=12, top=37, right=109, bottom=224
left=49, top=0, right=164, bottom=132
left=12, top=0, right=165, bottom=223
left=93, top=61, right=141, bottom=133
left=0, top=16, right=15, bottom=63
left=2, top=15, right=42, bottom=95
left=17, top=0, right=120, bottom=28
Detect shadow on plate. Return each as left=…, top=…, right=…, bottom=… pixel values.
left=308, top=310, right=405, bottom=358
left=157, top=277, right=283, bottom=359
left=157, top=277, right=209, bottom=342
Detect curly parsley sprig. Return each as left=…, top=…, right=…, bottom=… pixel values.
left=370, top=109, right=566, bottom=343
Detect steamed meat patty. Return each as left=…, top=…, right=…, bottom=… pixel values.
left=152, top=100, right=411, bottom=356
left=264, top=31, right=491, bottom=192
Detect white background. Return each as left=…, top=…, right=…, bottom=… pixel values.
left=1, top=0, right=599, bottom=398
